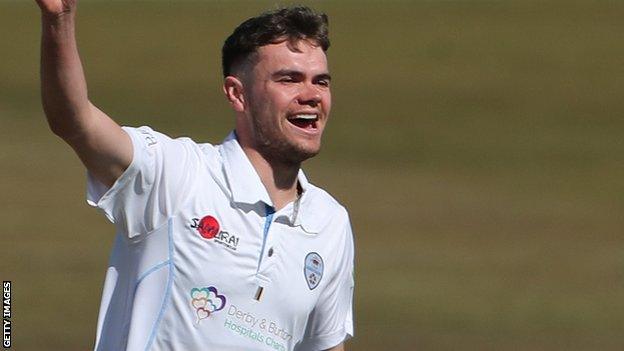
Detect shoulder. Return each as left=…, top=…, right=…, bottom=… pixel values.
left=123, top=126, right=220, bottom=161
left=301, top=182, right=351, bottom=235
left=308, top=183, right=348, bottom=215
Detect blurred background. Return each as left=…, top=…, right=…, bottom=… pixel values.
left=1, top=0, right=623, bottom=350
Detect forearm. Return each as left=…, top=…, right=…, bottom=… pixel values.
left=40, top=12, right=93, bottom=139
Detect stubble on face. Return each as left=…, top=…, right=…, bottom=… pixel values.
left=247, top=101, right=320, bottom=166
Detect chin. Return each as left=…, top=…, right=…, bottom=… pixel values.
left=284, top=147, right=320, bottom=165
left=296, top=148, right=320, bottom=162
left=263, top=141, right=321, bottom=165
left=294, top=140, right=322, bottom=159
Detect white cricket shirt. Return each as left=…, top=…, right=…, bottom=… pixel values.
left=87, top=126, right=355, bottom=351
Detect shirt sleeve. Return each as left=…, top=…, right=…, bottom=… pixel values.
left=86, top=126, right=201, bottom=239
left=298, top=217, right=355, bottom=351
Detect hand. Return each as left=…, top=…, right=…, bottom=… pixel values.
left=35, top=0, right=76, bottom=18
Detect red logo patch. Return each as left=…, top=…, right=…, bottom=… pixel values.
left=197, top=216, right=220, bottom=239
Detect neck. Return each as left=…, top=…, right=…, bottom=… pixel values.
left=241, top=145, right=300, bottom=211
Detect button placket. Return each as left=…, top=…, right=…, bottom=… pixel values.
left=255, top=204, right=274, bottom=275
left=258, top=227, right=279, bottom=274
left=257, top=200, right=295, bottom=276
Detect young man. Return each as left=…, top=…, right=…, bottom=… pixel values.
left=36, top=1, right=354, bottom=350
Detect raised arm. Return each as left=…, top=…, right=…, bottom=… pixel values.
left=36, top=0, right=132, bottom=187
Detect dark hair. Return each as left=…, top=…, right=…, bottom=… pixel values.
left=222, top=6, right=330, bottom=77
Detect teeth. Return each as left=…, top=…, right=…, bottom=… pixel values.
left=291, top=114, right=317, bottom=120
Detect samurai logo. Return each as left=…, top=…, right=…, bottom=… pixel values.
left=191, top=216, right=240, bottom=250
left=190, top=286, right=227, bottom=324
left=304, top=252, right=324, bottom=290
left=192, top=215, right=220, bottom=239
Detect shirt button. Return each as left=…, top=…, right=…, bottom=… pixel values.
left=268, top=247, right=274, bottom=257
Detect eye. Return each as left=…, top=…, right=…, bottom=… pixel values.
left=278, top=76, right=295, bottom=83
left=317, top=79, right=330, bottom=87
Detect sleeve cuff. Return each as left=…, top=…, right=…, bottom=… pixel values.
left=299, top=327, right=353, bottom=351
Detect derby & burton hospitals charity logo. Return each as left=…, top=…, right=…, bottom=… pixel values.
left=304, top=252, right=324, bottom=290
left=190, top=286, right=227, bottom=324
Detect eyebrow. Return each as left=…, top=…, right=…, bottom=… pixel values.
left=272, top=69, right=332, bottom=81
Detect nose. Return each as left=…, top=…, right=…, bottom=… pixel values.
left=297, top=83, right=322, bottom=107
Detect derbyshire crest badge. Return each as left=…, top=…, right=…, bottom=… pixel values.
left=304, top=252, right=324, bottom=290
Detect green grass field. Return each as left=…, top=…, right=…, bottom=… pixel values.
left=1, top=1, right=623, bottom=350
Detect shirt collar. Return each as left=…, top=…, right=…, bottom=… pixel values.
left=219, top=131, right=323, bottom=234
left=293, top=181, right=324, bottom=234
left=220, top=131, right=272, bottom=206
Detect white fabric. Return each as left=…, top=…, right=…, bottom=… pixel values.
left=87, top=126, right=354, bottom=351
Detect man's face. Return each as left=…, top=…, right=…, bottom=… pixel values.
left=239, top=39, right=331, bottom=165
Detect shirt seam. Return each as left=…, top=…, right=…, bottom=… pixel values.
left=144, top=217, right=175, bottom=350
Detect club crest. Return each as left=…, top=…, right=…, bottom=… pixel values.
left=304, top=252, right=324, bottom=290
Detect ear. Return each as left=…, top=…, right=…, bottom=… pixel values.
left=223, top=76, right=246, bottom=113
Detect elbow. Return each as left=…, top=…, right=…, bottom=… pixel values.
left=46, top=116, right=74, bottom=139
left=43, top=104, right=92, bottom=141
left=47, top=120, right=86, bottom=142
left=47, top=119, right=66, bottom=138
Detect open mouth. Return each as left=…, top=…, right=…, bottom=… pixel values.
left=287, top=114, right=318, bottom=130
